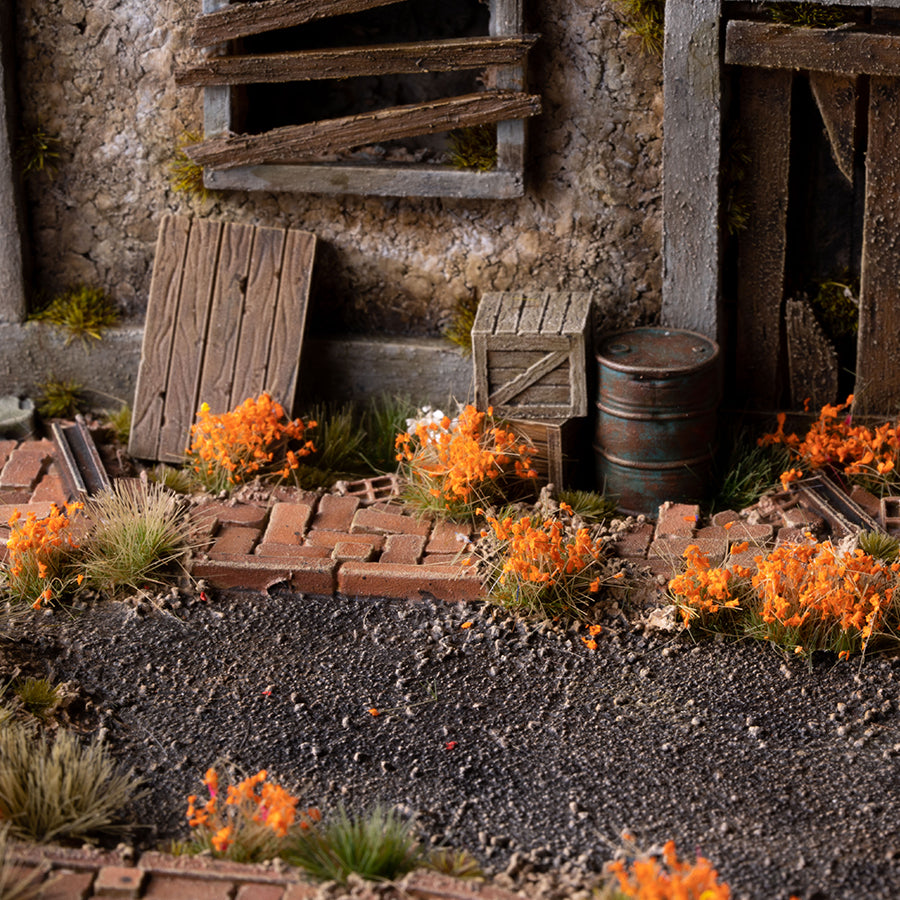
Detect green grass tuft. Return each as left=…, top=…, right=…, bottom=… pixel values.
left=858, top=531, right=899, bottom=563
left=282, top=805, right=422, bottom=884
left=13, top=678, right=61, bottom=723
left=557, top=490, right=619, bottom=523
left=711, top=430, right=792, bottom=513
left=168, top=131, right=209, bottom=200
left=611, top=0, right=665, bottom=56
left=766, top=2, right=849, bottom=27
left=32, top=285, right=119, bottom=346
left=0, top=721, right=143, bottom=843
left=444, top=295, right=479, bottom=356
left=427, top=847, right=483, bottom=879
left=105, top=404, right=132, bottom=445
left=17, top=125, right=60, bottom=180
left=35, top=378, right=86, bottom=420
left=81, top=480, right=193, bottom=596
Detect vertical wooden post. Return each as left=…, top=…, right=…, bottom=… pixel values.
left=853, top=75, right=900, bottom=416
left=660, top=0, right=723, bottom=341
left=734, top=67, right=792, bottom=408
left=0, top=4, right=26, bottom=323
left=491, top=0, right=524, bottom=174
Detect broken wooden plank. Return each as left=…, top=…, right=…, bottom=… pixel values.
left=785, top=297, right=839, bottom=410
left=725, top=20, right=900, bottom=77
left=177, top=36, right=539, bottom=86
left=192, top=0, right=408, bottom=47
left=734, top=66, right=792, bottom=409
left=808, top=70, right=858, bottom=184
left=187, top=90, right=542, bottom=169
left=129, top=215, right=192, bottom=460
left=265, top=228, right=316, bottom=411
left=156, top=218, right=224, bottom=461
left=229, top=225, right=286, bottom=408
left=854, top=76, right=900, bottom=416
left=660, top=0, right=723, bottom=341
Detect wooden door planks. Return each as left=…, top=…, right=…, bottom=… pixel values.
left=129, top=215, right=316, bottom=462
left=854, top=76, right=900, bottom=416
left=734, top=67, right=792, bottom=409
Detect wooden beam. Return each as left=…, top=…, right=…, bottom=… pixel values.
left=734, top=67, right=792, bottom=409
left=660, top=0, right=723, bottom=340
left=726, top=20, right=900, bottom=76
left=177, top=35, right=538, bottom=86
left=808, top=71, right=858, bottom=184
left=854, top=76, right=900, bottom=416
left=187, top=90, right=541, bottom=169
left=192, top=0, right=408, bottom=47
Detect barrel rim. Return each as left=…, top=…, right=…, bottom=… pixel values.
left=597, top=326, right=721, bottom=377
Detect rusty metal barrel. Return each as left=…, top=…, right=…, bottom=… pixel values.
left=594, top=327, right=721, bottom=515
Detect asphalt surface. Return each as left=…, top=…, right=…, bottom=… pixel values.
left=17, top=586, right=900, bottom=900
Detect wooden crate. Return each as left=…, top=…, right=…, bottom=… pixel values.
left=472, top=291, right=592, bottom=419
left=508, top=417, right=588, bottom=490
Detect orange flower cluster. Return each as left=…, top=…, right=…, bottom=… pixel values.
left=395, top=405, right=536, bottom=519
left=187, top=393, right=316, bottom=494
left=668, top=544, right=746, bottom=627
left=753, top=541, right=895, bottom=653
left=761, top=395, right=900, bottom=491
left=481, top=506, right=616, bottom=621
left=5, top=502, right=83, bottom=608
left=669, top=538, right=900, bottom=657
left=187, top=767, right=320, bottom=859
left=486, top=512, right=603, bottom=586
left=606, top=840, right=731, bottom=900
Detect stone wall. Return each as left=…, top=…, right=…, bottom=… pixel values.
left=14, top=0, right=662, bottom=337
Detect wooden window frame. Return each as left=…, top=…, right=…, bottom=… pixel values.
left=184, top=0, right=537, bottom=198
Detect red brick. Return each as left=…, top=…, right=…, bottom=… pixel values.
left=289, top=559, right=338, bottom=595
left=403, top=870, right=522, bottom=900
left=350, top=507, right=430, bottom=537
left=305, top=530, right=384, bottom=553
left=723, top=521, right=774, bottom=543
left=192, top=501, right=271, bottom=530
left=234, top=885, right=284, bottom=900
left=711, top=509, right=741, bottom=527
left=209, top=525, right=260, bottom=559
left=29, top=467, right=68, bottom=503
left=338, top=561, right=483, bottom=602
left=332, top=540, right=376, bottom=562
left=0, top=488, right=31, bottom=505
left=775, top=526, right=816, bottom=547
left=143, top=874, right=233, bottom=900
left=255, top=543, right=332, bottom=560
left=0, top=447, right=52, bottom=490
left=0, top=439, right=17, bottom=469
left=426, top=520, right=472, bottom=554
left=8, top=843, right=126, bottom=870
left=40, top=868, right=94, bottom=899
left=654, top=502, right=700, bottom=538
left=612, top=522, right=654, bottom=559
left=191, top=560, right=293, bottom=592
left=381, top=533, right=426, bottom=564
left=649, top=536, right=726, bottom=567
left=282, top=885, right=319, bottom=900
left=4, top=866, right=46, bottom=896
left=236, top=884, right=285, bottom=900
left=311, top=493, right=359, bottom=531
left=423, top=552, right=468, bottom=567
left=93, top=865, right=144, bottom=898
left=262, top=502, right=313, bottom=545
left=0, top=502, right=59, bottom=523
left=137, top=852, right=291, bottom=884
left=850, top=484, right=882, bottom=520
left=782, top=506, right=826, bottom=533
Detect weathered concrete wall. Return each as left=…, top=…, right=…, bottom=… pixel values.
left=14, top=0, right=662, bottom=340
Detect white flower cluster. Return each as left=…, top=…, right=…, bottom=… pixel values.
left=405, top=405, right=459, bottom=434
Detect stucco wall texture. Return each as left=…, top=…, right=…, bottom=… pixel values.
left=14, top=0, right=662, bottom=338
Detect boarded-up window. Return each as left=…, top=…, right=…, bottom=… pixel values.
left=178, top=0, right=540, bottom=198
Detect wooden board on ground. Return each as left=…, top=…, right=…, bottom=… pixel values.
left=129, top=215, right=316, bottom=463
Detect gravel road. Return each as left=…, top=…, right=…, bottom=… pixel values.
left=14, top=585, right=900, bottom=900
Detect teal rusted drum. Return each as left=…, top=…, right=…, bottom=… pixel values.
left=594, top=327, right=721, bottom=515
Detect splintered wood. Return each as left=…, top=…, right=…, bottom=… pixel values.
left=129, top=215, right=316, bottom=463
left=186, top=91, right=541, bottom=169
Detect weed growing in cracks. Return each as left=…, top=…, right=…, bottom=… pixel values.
left=3, top=503, right=83, bottom=609
left=479, top=503, right=624, bottom=622
left=187, top=393, right=316, bottom=494
left=186, top=767, right=320, bottom=863
left=396, top=405, right=536, bottom=522
left=604, top=839, right=731, bottom=899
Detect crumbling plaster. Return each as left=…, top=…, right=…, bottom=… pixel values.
left=14, top=0, right=662, bottom=338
